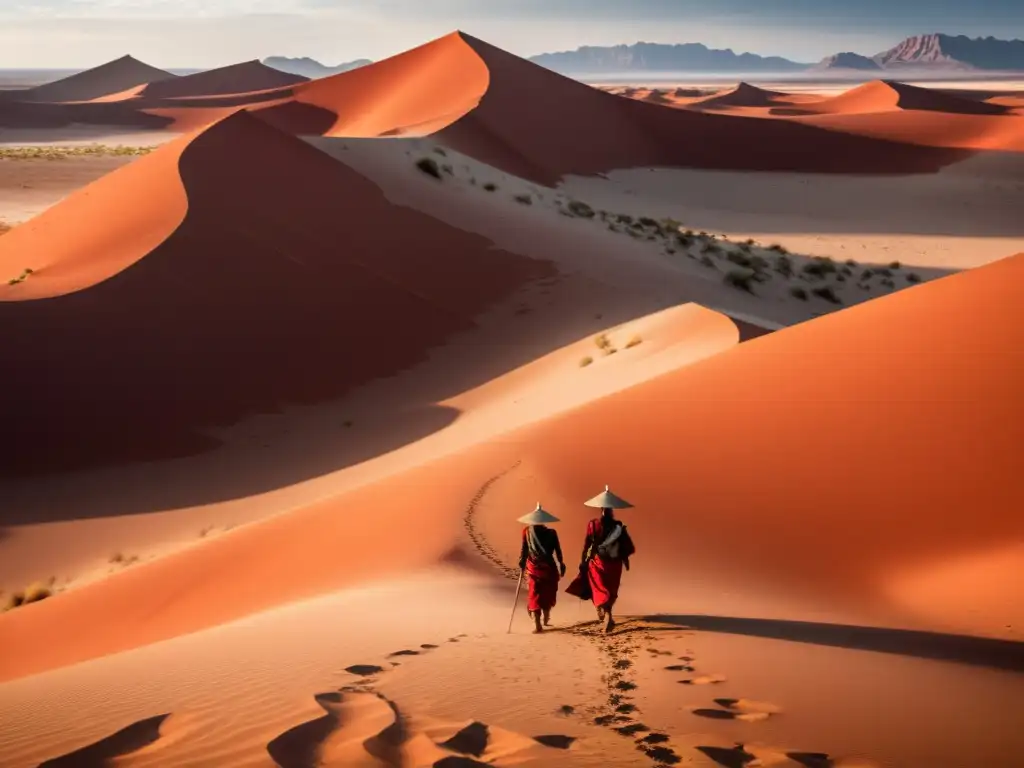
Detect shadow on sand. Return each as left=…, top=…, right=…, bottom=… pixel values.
left=646, top=614, right=1024, bottom=673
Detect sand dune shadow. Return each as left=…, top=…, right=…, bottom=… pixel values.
left=37, top=713, right=170, bottom=768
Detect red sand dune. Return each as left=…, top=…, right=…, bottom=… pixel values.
left=798, top=110, right=1024, bottom=152
left=136, top=60, right=308, bottom=99
left=790, top=80, right=1013, bottom=116
left=1, top=253, right=1019, bottom=682
left=0, top=111, right=552, bottom=475
left=685, top=81, right=819, bottom=109
left=3, top=55, right=176, bottom=103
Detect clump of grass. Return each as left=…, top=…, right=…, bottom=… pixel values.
left=727, top=251, right=752, bottom=268
left=625, top=335, right=643, bottom=349
left=415, top=157, right=442, bottom=179
left=906, top=272, right=922, bottom=283
left=483, top=182, right=497, bottom=192
left=594, top=333, right=612, bottom=351
left=513, top=193, right=533, bottom=205
left=811, top=285, right=842, bottom=304
left=724, top=268, right=757, bottom=294
left=566, top=200, right=596, bottom=219
left=7, top=267, right=33, bottom=286
left=889, top=261, right=901, bottom=270
left=579, top=356, right=593, bottom=367
left=767, top=243, right=788, bottom=254
left=802, top=257, right=837, bottom=278
left=789, top=286, right=808, bottom=300
left=773, top=254, right=793, bottom=278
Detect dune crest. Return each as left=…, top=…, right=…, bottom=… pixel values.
left=138, top=60, right=308, bottom=99
left=6, top=55, right=176, bottom=103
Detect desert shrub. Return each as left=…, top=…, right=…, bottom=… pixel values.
left=889, top=261, right=901, bottom=270
left=812, top=285, right=842, bottom=304
left=802, top=257, right=837, bottom=278
left=789, top=286, right=808, bottom=300
left=727, top=251, right=752, bottom=268
left=700, top=255, right=716, bottom=268
left=616, top=213, right=634, bottom=224
left=724, top=268, right=757, bottom=293
left=845, top=258, right=858, bottom=267
left=638, top=216, right=661, bottom=230
left=767, top=243, right=787, bottom=254
left=861, top=268, right=874, bottom=280
left=22, top=582, right=51, bottom=604
left=483, top=182, right=497, bottom=192
left=661, top=218, right=682, bottom=231
left=676, top=234, right=692, bottom=248
left=906, top=272, right=922, bottom=283
left=514, top=193, right=533, bottom=205
left=579, top=356, right=593, bottom=367
left=684, top=228, right=694, bottom=236
left=594, top=333, right=612, bottom=350
left=625, top=335, right=643, bottom=349
left=415, top=157, right=442, bottom=179
left=773, top=254, right=793, bottom=277
left=567, top=200, right=596, bottom=218
left=745, top=238, right=756, bottom=246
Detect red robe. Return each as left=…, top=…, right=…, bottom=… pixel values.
left=566, top=518, right=625, bottom=609
left=522, top=527, right=560, bottom=612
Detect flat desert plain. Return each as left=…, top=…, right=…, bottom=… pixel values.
left=1, top=32, right=1022, bottom=768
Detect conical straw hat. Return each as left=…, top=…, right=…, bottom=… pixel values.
left=517, top=502, right=560, bottom=525
left=584, top=485, right=634, bottom=509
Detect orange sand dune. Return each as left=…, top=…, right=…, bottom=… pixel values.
left=789, top=80, right=1013, bottom=116
left=2, top=55, right=176, bottom=103
left=1, top=253, right=1019, bottom=683
left=685, top=81, right=820, bottom=110
left=433, top=34, right=975, bottom=184
left=0, top=111, right=551, bottom=475
left=798, top=110, right=1024, bottom=152
left=136, top=60, right=307, bottom=99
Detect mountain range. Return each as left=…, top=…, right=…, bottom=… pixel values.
left=528, top=33, right=1024, bottom=74
left=261, top=56, right=372, bottom=78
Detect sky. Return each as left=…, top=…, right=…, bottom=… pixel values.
left=1, top=0, right=1023, bottom=69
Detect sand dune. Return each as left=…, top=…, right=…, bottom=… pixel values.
left=137, top=60, right=307, bottom=99
left=0, top=111, right=551, bottom=475
left=685, top=81, right=818, bottom=110
left=3, top=55, right=176, bottom=103
left=2, top=253, right=1019, bottom=684
left=790, top=80, right=1014, bottom=116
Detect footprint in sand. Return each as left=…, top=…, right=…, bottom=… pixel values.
left=693, top=698, right=781, bottom=723
left=344, top=664, right=385, bottom=677
left=680, top=673, right=727, bottom=685
left=388, top=649, right=421, bottom=658
left=663, top=664, right=695, bottom=672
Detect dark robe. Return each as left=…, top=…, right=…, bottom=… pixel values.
left=566, top=516, right=633, bottom=608
left=519, top=525, right=563, bottom=612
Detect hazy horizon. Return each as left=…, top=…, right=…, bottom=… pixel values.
left=0, top=1, right=1022, bottom=69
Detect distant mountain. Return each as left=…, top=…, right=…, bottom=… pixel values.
left=813, top=52, right=883, bottom=71
left=872, top=34, right=1024, bottom=70
left=263, top=56, right=372, bottom=79
left=528, top=42, right=808, bottom=74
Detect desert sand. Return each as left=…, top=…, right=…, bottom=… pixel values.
left=1, top=29, right=1022, bottom=768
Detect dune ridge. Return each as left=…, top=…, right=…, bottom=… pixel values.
left=3, top=55, right=176, bottom=103
left=137, top=60, right=308, bottom=99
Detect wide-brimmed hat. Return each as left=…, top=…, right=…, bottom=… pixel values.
left=584, top=485, right=634, bottom=509
left=517, top=502, right=560, bottom=525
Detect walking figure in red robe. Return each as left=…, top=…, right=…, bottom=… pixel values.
left=517, top=503, right=567, bottom=634
left=566, top=485, right=636, bottom=633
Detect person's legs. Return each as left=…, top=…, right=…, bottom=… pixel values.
left=542, top=608, right=551, bottom=625
left=603, top=600, right=616, bottom=632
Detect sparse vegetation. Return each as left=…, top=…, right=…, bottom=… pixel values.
left=579, top=356, right=593, bottom=367
left=7, top=267, right=33, bottom=286
left=594, top=333, right=612, bottom=351
left=513, top=193, right=533, bottom=205
left=845, top=259, right=858, bottom=267
left=773, top=254, right=793, bottom=278
left=23, top=582, right=52, bottom=604
left=0, top=144, right=155, bottom=161
left=802, top=257, right=837, bottom=278
left=812, top=285, right=842, bottom=304
left=767, top=244, right=787, bottom=254
left=616, top=214, right=634, bottom=224
left=724, top=268, right=757, bottom=294
left=625, top=335, right=643, bottom=349
left=789, top=286, right=808, bottom=300
left=906, top=272, right=922, bottom=283
left=889, top=261, right=901, bottom=270
left=415, top=157, right=442, bottom=179
left=566, top=200, right=596, bottom=219
left=861, top=268, right=874, bottom=280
